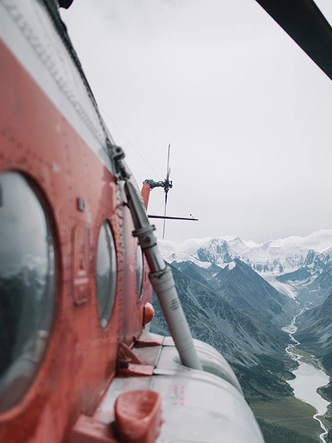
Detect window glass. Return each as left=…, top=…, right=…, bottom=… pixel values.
left=0, top=172, right=55, bottom=412
left=136, top=244, right=143, bottom=298
left=96, top=221, right=117, bottom=328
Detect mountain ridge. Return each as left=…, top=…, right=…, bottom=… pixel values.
left=159, top=229, right=332, bottom=306
left=151, top=264, right=292, bottom=363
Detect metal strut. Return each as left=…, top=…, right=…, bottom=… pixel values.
left=143, top=179, right=172, bottom=190
left=111, top=145, right=202, bottom=371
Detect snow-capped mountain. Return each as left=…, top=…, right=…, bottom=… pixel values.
left=196, top=237, right=311, bottom=275
left=151, top=253, right=297, bottom=400
left=152, top=230, right=332, bottom=403
left=160, top=229, right=332, bottom=272
left=159, top=229, right=332, bottom=303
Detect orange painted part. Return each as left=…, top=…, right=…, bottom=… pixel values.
left=117, top=342, right=155, bottom=376
left=115, top=390, right=162, bottom=443
left=117, top=343, right=144, bottom=366
left=117, top=364, right=155, bottom=377
left=141, top=183, right=151, bottom=209
left=0, top=38, right=152, bottom=441
left=142, top=302, right=155, bottom=327
left=70, top=415, right=117, bottom=443
left=135, top=338, right=162, bottom=347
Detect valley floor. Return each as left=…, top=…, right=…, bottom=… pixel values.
left=251, top=397, right=322, bottom=443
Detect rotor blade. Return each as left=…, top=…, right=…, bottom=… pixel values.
left=166, top=144, right=171, bottom=181
left=162, top=190, right=168, bottom=239
left=166, top=166, right=171, bottom=182
left=148, top=214, right=199, bottom=221
left=254, top=0, right=332, bottom=80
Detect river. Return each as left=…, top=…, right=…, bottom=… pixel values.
left=282, top=310, right=330, bottom=442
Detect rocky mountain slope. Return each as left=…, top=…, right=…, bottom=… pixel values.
left=151, top=230, right=332, bottom=403
left=295, top=291, right=332, bottom=365
left=152, top=265, right=290, bottom=365
left=172, top=258, right=296, bottom=327
left=151, top=263, right=295, bottom=401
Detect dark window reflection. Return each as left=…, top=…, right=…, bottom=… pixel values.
left=136, top=244, right=143, bottom=298
left=96, top=221, right=116, bottom=328
left=0, top=172, right=55, bottom=412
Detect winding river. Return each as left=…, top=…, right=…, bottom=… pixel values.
left=282, top=310, right=330, bottom=442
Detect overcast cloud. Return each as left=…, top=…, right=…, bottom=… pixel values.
left=62, top=0, right=332, bottom=244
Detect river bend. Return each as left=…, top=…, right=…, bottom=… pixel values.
left=282, top=311, right=330, bottom=442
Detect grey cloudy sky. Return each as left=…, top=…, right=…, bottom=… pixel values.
left=62, top=0, right=332, bottom=244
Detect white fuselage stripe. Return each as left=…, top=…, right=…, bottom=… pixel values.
left=0, top=0, right=115, bottom=174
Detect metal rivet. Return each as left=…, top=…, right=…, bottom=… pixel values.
left=77, top=197, right=85, bottom=212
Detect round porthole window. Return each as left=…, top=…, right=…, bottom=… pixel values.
left=136, top=244, right=143, bottom=298
left=0, top=172, right=55, bottom=412
left=96, top=221, right=117, bottom=328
